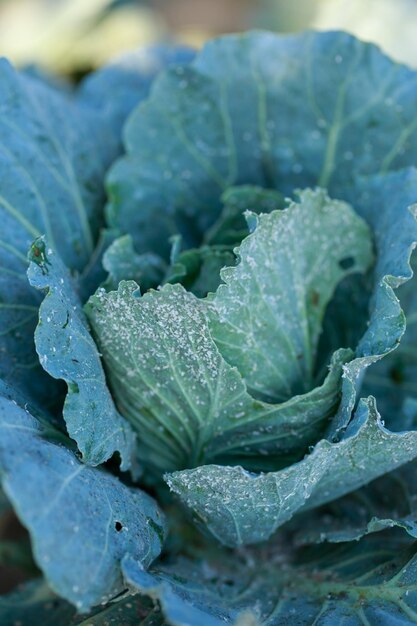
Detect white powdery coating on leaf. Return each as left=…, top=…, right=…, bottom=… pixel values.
left=166, top=397, right=417, bottom=546
left=87, top=281, right=350, bottom=471
left=210, top=188, right=373, bottom=403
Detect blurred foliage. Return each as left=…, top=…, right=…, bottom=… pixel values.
left=313, top=0, right=417, bottom=67
left=252, top=0, right=321, bottom=32
left=1, top=0, right=417, bottom=77
left=0, top=0, right=166, bottom=75
left=0, top=0, right=253, bottom=76
left=254, top=0, right=417, bottom=67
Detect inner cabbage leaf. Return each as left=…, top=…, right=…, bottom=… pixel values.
left=209, top=188, right=372, bottom=403
left=87, top=189, right=371, bottom=472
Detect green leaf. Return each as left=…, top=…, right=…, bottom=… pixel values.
left=165, top=244, right=235, bottom=298
left=9, top=536, right=417, bottom=625
left=123, top=533, right=417, bottom=625
left=78, top=46, right=195, bottom=143
left=204, top=185, right=285, bottom=246
left=0, top=580, right=76, bottom=626
left=209, top=188, right=373, bottom=403
left=292, top=460, right=417, bottom=546
left=77, top=227, right=118, bottom=302
left=360, top=178, right=417, bottom=432
left=0, top=579, right=163, bottom=626
left=104, top=30, right=417, bottom=443
left=107, top=31, right=417, bottom=257
left=0, top=60, right=118, bottom=405
left=0, top=539, right=36, bottom=572
left=103, top=234, right=167, bottom=293
left=0, top=395, right=166, bottom=611
left=166, top=397, right=417, bottom=546
left=86, top=282, right=350, bottom=472
left=27, top=238, right=136, bottom=469
left=328, top=168, right=417, bottom=437
left=122, top=554, right=241, bottom=626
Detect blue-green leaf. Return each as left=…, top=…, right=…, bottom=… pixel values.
left=78, top=228, right=119, bottom=303
left=209, top=188, right=373, bottom=403
left=0, top=581, right=76, bottom=626
left=164, top=244, right=235, bottom=298
left=123, top=555, right=240, bottom=626
left=204, top=185, right=285, bottom=246
left=28, top=237, right=135, bottom=470
left=27, top=238, right=136, bottom=469
left=328, top=168, right=417, bottom=436
left=166, top=397, right=417, bottom=546
left=103, top=234, right=167, bottom=293
left=86, top=282, right=350, bottom=472
left=104, top=29, right=417, bottom=446
left=78, top=46, right=195, bottom=142
left=123, top=533, right=417, bottom=625
left=291, top=460, right=417, bottom=545
left=0, top=578, right=163, bottom=626
left=359, top=176, right=417, bottom=432
left=0, top=395, right=166, bottom=611
left=107, top=31, right=417, bottom=257
left=0, top=60, right=118, bottom=405
left=363, top=273, right=417, bottom=428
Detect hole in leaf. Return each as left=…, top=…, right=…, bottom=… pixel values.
left=62, top=311, right=70, bottom=329
left=114, top=521, right=123, bottom=532
left=339, top=256, right=355, bottom=270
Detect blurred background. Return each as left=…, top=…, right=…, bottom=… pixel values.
left=0, top=0, right=416, bottom=81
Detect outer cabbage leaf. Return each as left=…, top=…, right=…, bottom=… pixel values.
left=361, top=238, right=417, bottom=432
left=209, top=188, right=373, bottom=403
left=0, top=377, right=65, bottom=438
left=0, top=59, right=118, bottom=405
left=107, top=31, right=417, bottom=257
left=0, top=395, right=166, bottom=611
left=292, top=461, right=417, bottom=545
left=327, top=168, right=417, bottom=435
left=86, top=282, right=350, bottom=473
left=22, top=64, right=72, bottom=94
left=123, top=533, right=417, bottom=626
left=122, top=554, right=241, bottom=626
left=27, top=238, right=136, bottom=469
left=166, top=397, right=417, bottom=546
left=78, top=45, right=195, bottom=141
left=0, top=579, right=163, bottom=626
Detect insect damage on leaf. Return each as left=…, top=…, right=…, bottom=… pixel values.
left=28, top=239, right=51, bottom=273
